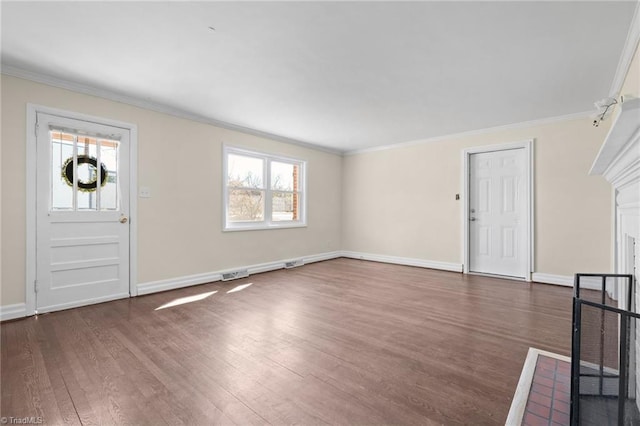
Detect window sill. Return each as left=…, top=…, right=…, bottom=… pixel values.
left=223, top=222, right=307, bottom=232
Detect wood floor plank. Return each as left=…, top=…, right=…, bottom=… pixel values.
left=110, top=318, right=264, bottom=425
left=28, top=319, right=81, bottom=425
left=49, top=311, right=156, bottom=425
left=1, top=258, right=573, bottom=425
left=2, top=320, right=57, bottom=421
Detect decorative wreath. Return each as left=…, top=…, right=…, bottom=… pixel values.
left=62, top=155, right=109, bottom=192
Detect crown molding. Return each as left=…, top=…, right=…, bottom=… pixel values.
left=609, top=1, right=640, bottom=97
left=1, top=64, right=343, bottom=156
left=344, top=110, right=592, bottom=156
left=3, top=49, right=628, bottom=159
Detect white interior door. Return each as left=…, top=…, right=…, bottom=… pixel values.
left=468, top=148, right=527, bottom=278
left=36, top=113, right=130, bottom=313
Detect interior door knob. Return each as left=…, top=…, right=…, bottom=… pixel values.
left=119, top=216, right=128, bottom=224
left=470, top=217, right=477, bottom=221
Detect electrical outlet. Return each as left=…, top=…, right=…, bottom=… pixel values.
left=455, top=194, right=460, bottom=200
left=139, top=187, right=151, bottom=198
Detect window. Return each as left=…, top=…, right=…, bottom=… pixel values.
left=50, top=129, right=120, bottom=211
left=223, top=146, right=306, bottom=231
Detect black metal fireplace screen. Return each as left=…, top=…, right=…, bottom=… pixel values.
left=571, top=273, right=639, bottom=425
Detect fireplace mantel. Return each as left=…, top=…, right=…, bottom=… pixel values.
left=590, top=97, right=640, bottom=189
left=589, top=96, right=639, bottom=303
left=587, top=96, right=640, bottom=420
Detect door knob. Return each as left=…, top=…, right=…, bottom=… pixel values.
left=119, top=216, right=129, bottom=224
left=470, top=217, right=477, bottom=221
left=470, top=209, right=476, bottom=213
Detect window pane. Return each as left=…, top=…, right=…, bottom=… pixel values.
left=100, top=139, right=119, bottom=211
left=224, top=148, right=305, bottom=229
left=76, top=136, right=98, bottom=211
left=272, top=192, right=299, bottom=221
left=271, top=161, right=298, bottom=191
left=228, top=189, right=265, bottom=222
left=228, top=154, right=264, bottom=188
left=51, top=131, right=74, bottom=210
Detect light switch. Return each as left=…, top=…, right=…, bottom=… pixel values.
left=139, top=187, right=151, bottom=198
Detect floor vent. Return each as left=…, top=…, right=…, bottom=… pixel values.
left=284, top=259, right=305, bottom=269
left=221, top=269, right=249, bottom=281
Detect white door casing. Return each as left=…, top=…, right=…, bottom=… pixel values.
left=463, top=140, right=533, bottom=280
left=26, top=105, right=138, bottom=315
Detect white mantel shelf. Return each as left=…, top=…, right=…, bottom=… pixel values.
left=590, top=97, right=640, bottom=185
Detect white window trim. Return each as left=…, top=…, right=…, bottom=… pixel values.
left=223, top=145, right=307, bottom=231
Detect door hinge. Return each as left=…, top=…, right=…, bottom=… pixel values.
left=35, top=122, right=39, bottom=137
left=34, top=280, right=38, bottom=293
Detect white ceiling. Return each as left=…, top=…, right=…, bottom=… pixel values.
left=1, top=1, right=637, bottom=152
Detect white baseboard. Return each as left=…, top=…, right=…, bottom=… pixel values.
left=340, top=251, right=463, bottom=273
left=302, top=251, right=344, bottom=264
left=0, top=303, right=27, bottom=321
left=516, top=272, right=620, bottom=293
left=138, top=271, right=224, bottom=296
left=531, top=273, right=574, bottom=287
left=3, top=256, right=588, bottom=317
left=137, top=251, right=342, bottom=296
left=244, top=251, right=342, bottom=275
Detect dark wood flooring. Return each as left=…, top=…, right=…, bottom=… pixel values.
left=1, top=258, right=573, bottom=425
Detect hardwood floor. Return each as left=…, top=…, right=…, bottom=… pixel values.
left=1, top=258, right=573, bottom=425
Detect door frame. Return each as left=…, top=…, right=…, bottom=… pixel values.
left=25, top=104, right=138, bottom=315
left=461, top=139, right=534, bottom=281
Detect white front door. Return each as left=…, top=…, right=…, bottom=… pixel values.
left=36, top=112, right=130, bottom=313
left=468, top=148, right=528, bottom=278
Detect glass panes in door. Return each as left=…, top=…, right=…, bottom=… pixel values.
left=50, top=129, right=120, bottom=212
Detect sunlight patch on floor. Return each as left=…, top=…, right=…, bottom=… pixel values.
left=227, top=283, right=253, bottom=294
left=155, top=291, right=217, bottom=310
